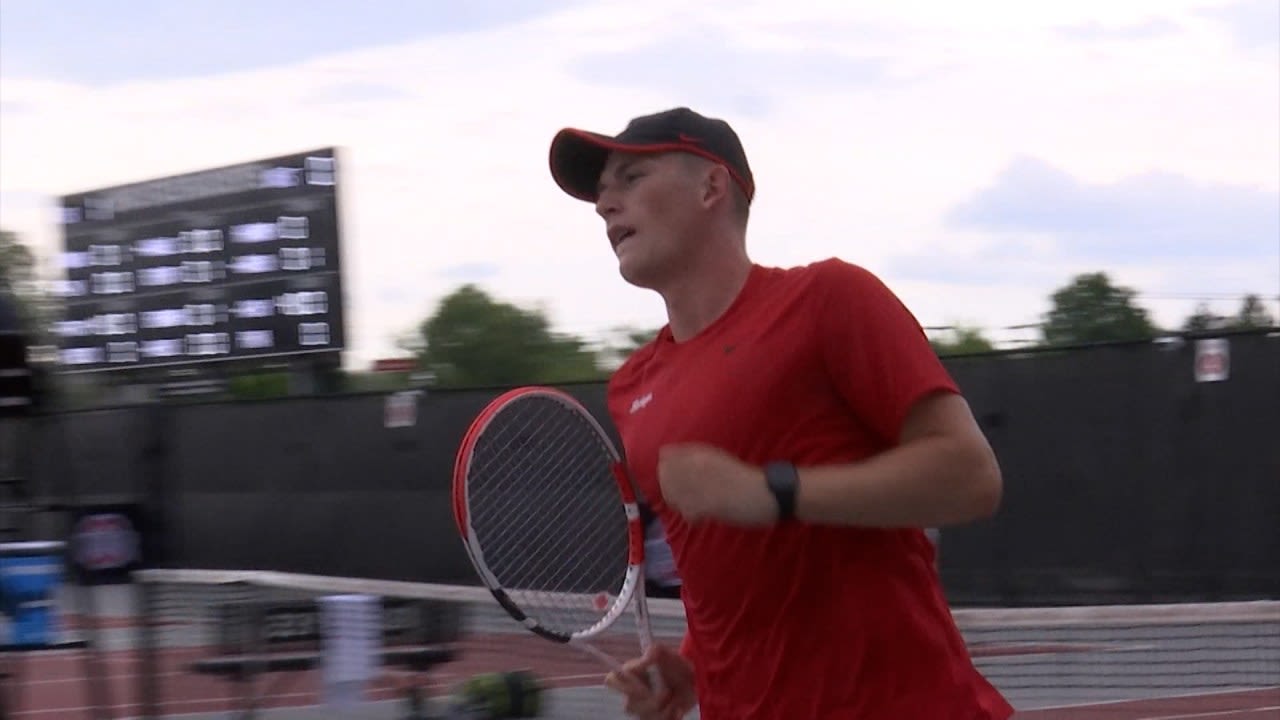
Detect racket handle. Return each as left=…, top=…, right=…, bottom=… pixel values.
left=632, top=592, right=666, bottom=700
left=638, top=635, right=666, bottom=700
left=647, top=663, right=665, bottom=695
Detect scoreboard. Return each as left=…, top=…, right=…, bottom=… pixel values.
left=54, top=148, right=345, bottom=373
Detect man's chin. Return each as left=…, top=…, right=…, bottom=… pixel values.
left=618, top=261, right=660, bottom=291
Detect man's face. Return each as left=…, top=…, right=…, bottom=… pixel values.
left=594, top=151, right=704, bottom=289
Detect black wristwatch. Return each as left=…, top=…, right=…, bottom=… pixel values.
left=764, top=461, right=799, bottom=522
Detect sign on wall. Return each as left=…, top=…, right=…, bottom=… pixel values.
left=69, top=505, right=147, bottom=585
left=1194, top=338, right=1230, bottom=383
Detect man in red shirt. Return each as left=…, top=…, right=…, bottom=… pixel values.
left=548, top=107, right=1014, bottom=719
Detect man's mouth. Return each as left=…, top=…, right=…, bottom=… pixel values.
left=611, top=227, right=636, bottom=248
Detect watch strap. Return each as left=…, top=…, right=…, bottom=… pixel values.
left=764, top=461, right=799, bottom=521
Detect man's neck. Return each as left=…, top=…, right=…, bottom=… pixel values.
left=661, top=248, right=754, bottom=343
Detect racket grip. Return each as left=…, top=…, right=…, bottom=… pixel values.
left=636, top=633, right=665, bottom=698
left=646, top=663, right=665, bottom=698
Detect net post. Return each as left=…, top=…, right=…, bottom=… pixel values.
left=135, top=574, right=160, bottom=719
left=73, top=581, right=112, bottom=720
left=241, top=580, right=267, bottom=719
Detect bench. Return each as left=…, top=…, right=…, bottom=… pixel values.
left=192, top=595, right=463, bottom=718
left=190, top=644, right=457, bottom=675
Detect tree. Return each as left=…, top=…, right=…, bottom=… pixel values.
left=0, top=230, right=36, bottom=295
left=0, top=229, right=53, bottom=340
left=393, top=328, right=426, bottom=357
left=1182, top=302, right=1222, bottom=333
left=1041, top=272, right=1158, bottom=346
left=597, top=324, right=663, bottom=369
left=930, top=325, right=995, bottom=356
left=418, top=284, right=606, bottom=388
left=1233, top=294, right=1274, bottom=329
left=1181, top=295, right=1275, bottom=334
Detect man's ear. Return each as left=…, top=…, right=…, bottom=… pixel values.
left=701, top=163, right=733, bottom=210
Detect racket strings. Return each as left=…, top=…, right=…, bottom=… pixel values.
left=469, top=401, right=589, bottom=533
left=465, top=395, right=633, bottom=637
left=474, top=400, right=610, bottom=522
left=491, top=436, right=627, bottom=591
left=494, top=480, right=613, bottom=583
left=471, top=405, right=620, bottom=571
left=475, top=424, right=603, bottom=556
left=481, top=457, right=628, bottom=631
left=484, top=479, right=622, bottom=602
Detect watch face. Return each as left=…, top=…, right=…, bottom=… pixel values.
left=767, top=462, right=797, bottom=487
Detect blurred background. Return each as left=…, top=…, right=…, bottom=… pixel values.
left=0, top=1, right=1277, bottom=718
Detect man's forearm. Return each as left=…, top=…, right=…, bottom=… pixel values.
left=793, top=433, right=1002, bottom=528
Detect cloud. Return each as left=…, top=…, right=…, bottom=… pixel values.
left=882, top=252, right=1069, bottom=289
left=1200, top=0, right=1280, bottom=51
left=0, top=190, right=48, bottom=208
left=567, top=29, right=898, bottom=117
left=884, top=154, right=1280, bottom=333
left=0, top=101, right=35, bottom=116
left=438, top=262, right=502, bottom=283
left=0, top=0, right=585, bottom=86
left=1056, top=18, right=1182, bottom=41
left=944, top=156, right=1279, bottom=262
left=302, top=82, right=414, bottom=107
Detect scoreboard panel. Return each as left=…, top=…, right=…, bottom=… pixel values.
left=54, top=148, right=345, bottom=373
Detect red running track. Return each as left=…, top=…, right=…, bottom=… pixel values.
left=1015, top=687, right=1280, bottom=719
left=1, top=632, right=638, bottom=718
left=3, top=637, right=1277, bottom=719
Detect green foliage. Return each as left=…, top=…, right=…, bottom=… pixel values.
left=1182, top=302, right=1219, bottom=333
left=418, top=284, right=607, bottom=388
left=1182, top=294, right=1275, bottom=333
left=931, top=325, right=995, bottom=356
left=343, top=369, right=419, bottom=393
left=0, top=229, right=35, bottom=293
left=226, top=371, right=291, bottom=400
left=1, top=228, right=64, bottom=410
left=597, top=324, right=663, bottom=369
left=1041, top=272, right=1159, bottom=346
left=1234, top=294, right=1274, bottom=329
left=0, top=229, right=52, bottom=341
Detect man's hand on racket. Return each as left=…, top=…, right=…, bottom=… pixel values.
left=605, top=643, right=697, bottom=719
left=658, top=443, right=777, bottom=525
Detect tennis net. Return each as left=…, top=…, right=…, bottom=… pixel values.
left=125, top=568, right=1279, bottom=719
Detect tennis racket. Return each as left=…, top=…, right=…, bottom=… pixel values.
left=452, top=385, right=658, bottom=676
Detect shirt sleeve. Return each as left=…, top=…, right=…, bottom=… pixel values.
left=817, top=259, right=960, bottom=447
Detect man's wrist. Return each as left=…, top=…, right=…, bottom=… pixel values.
left=764, top=461, right=799, bottom=522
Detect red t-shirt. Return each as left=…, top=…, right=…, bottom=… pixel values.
left=606, top=258, right=1014, bottom=720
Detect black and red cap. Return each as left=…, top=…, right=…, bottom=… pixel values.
left=549, top=107, right=755, bottom=205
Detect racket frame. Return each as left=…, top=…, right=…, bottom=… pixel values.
left=452, top=385, right=656, bottom=672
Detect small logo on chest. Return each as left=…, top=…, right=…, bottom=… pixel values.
left=629, top=392, right=653, bottom=414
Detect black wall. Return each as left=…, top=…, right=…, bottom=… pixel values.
left=21, top=330, right=1280, bottom=607
left=939, top=331, right=1280, bottom=605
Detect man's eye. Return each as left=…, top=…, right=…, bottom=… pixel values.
left=624, top=172, right=642, bottom=183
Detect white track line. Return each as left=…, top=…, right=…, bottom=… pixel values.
left=1021, top=686, right=1280, bottom=711
left=1139, top=707, right=1280, bottom=720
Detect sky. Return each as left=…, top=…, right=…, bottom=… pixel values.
left=1, top=0, right=1277, bottom=369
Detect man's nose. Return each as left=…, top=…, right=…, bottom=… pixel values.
left=595, top=189, right=619, bottom=219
